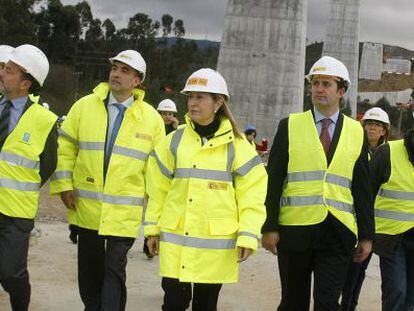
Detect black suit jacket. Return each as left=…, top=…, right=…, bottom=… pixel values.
left=262, top=110, right=374, bottom=251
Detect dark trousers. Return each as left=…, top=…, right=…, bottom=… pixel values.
left=277, top=224, right=354, bottom=311
left=341, top=252, right=372, bottom=311
left=77, top=228, right=135, bottom=311
left=0, top=213, right=33, bottom=311
left=161, top=277, right=222, bottom=311
left=380, top=231, right=414, bottom=311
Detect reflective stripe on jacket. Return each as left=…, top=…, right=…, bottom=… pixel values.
left=0, top=102, right=57, bottom=218
left=50, top=82, right=165, bottom=237
left=280, top=110, right=363, bottom=236
left=375, top=139, right=414, bottom=235
left=144, top=115, right=267, bottom=283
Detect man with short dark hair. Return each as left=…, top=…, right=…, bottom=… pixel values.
left=50, top=49, right=165, bottom=311
left=0, top=44, right=58, bottom=311
left=262, top=56, right=374, bottom=310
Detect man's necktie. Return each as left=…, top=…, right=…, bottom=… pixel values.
left=104, top=104, right=126, bottom=173
left=0, top=101, right=12, bottom=150
left=320, top=118, right=333, bottom=155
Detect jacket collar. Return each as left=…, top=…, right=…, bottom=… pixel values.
left=93, top=82, right=145, bottom=104
left=184, top=113, right=235, bottom=146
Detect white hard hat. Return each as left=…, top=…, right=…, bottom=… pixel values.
left=181, top=68, right=229, bottom=98
left=8, top=44, right=49, bottom=86
left=157, top=99, right=177, bottom=113
left=109, top=50, right=146, bottom=82
left=0, top=45, right=13, bottom=63
left=362, top=107, right=390, bottom=126
left=307, top=56, right=351, bottom=89
left=42, top=102, right=50, bottom=110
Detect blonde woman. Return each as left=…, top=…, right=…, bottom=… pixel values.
left=144, top=68, right=267, bottom=310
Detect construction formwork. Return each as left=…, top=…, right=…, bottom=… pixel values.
left=359, top=42, right=383, bottom=81
left=323, top=0, right=360, bottom=117
left=217, top=0, right=308, bottom=140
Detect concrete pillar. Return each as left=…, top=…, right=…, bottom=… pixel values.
left=217, top=0, right=308, bottom=139
left=323, top=0, right=360, bottom=117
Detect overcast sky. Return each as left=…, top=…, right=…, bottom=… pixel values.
left=59, top=0, right=414, bottom=50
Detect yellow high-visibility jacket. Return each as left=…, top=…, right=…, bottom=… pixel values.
left=144, top=115, right=267, bottom=283
left=50, top=83, right=165, bottom=237
left=375, top=139, right=414, bottom=235
left=280, top=110, right=364, bottom=236
left=0, top=99, right=57, bottom=219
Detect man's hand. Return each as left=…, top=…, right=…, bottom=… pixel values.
left=147, top=236, right=160, bottom=256
left=60, top=190, right=76, bottom=209
left=354, top=239, right=372, bottom=262
left=237, top=247, right=253, bottom=263
left=262, top=232, right=280, bottom=255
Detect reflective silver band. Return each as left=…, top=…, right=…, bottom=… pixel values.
left=142, top=221, right=158, bottom=226
left=170, top=128, right=185, bottom=168
left=281, top=195, right=354, bottom=213
left=75, top=188, right=102, bottom=200
left=79, top=141, right=105, bottom=150
left=281, top=195, right=324, bottom=207
left=378, top=188, right=414, bottom=201
left=325, top=173, right=352, bottom=189
left=234, top=156, right=262, bottom=176
left=161, top=232, right=236, bottom=250
left=238, top=231, right=259, bottom=240
left=112, top=145, right=148, bottom=161
left=58, top=129, right=78, bottom=144
left=74, top=188, right=144, bottom=206
left=375, top=209, right=414, bottom=222
left=0, top=178, right=40, bottom=191
left=175, top=168, right=232, bottom=182
left=287, top=171, right=325, bottom=182
left=51, top=170, right=72, bottom=181
left=227, top=143, right=234, bottom=172
left=287, top=171, right=351, bottom=189
left=0, top=151, right=40, bottom=170
left=325, top=198, right=354, bottom=214
left=102, top=194, right=144, bottom=206
left=150, top=151, right=173, bottom=179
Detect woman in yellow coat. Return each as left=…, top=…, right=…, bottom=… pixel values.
left=145, top=68, right=267, bottom=310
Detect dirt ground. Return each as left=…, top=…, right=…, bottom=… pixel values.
left=0, top=185, right=382, bottom=310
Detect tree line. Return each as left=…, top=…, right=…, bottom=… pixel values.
left=0, top=0, right=219, bottom=117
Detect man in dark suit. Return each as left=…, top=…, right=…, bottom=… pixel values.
left=262, top=56, right=374, bottom=311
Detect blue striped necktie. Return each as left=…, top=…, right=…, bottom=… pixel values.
left=105, top=104, right=126, bottom=173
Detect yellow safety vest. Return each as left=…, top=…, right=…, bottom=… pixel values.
left=375, top=139, right=414, bottom=235
left=280, top=110, right=364, bottom=236
left=49, top=83, right=165, bottom=237
left=144, top=115, right=267, bottom=283
left=0, top=100, right=57, bottom=219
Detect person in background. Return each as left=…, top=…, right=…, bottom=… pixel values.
left=370, top=126, right=414, bottom=311
left=157, top=99, right=179, bottom=134
left=341, top=107, right=390, bottom=311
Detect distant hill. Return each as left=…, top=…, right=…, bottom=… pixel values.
left=156, top=37, right=220, bottom=50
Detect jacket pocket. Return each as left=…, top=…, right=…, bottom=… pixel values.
left=209, top=218, right=239, bottom=236
left=158, top=212, right=182, bottom=230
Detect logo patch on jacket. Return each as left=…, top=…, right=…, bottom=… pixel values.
left=22, top=132, right=31, bottom=143
left=208, top=182, right=228, bottom=191
left=135, top=133, right=152, bottom=141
